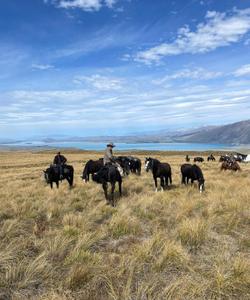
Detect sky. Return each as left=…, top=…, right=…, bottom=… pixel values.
left=1, top=0, right=250, bottom=139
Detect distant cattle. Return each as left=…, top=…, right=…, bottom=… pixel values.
left=117, top=156, right=141, bottom=175
left=194, top=157, right=204, bottom=163
left=44, top=164, right=74, bottom=188
left=185, top=155, right=190, bottom=162
left=181, top=163, right=205, bottom=193
left=207, top=154, right=216, bottom=161
left=145, top=157, right=172, bottom=191
left=92, top=165, right=122, bottom=206
left=219, top=155, right=231, bottom=163
left=220, top=161, right=241, bottom=172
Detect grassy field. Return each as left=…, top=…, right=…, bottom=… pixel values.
left=0, top=150, right=249, bottom=300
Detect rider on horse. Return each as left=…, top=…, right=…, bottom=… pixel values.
left=53, top=152, right=67, bottom=179
left=103, top=143, right=123, bottom=176
left=104, top=142, right=116, bottom=165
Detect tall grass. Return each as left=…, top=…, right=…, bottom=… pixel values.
left=0, top=150, right=249, bottom=299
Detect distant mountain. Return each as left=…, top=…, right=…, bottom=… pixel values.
left=1, top=120, right=249, bottom=146
left=173, top=120, right=250, bottom=144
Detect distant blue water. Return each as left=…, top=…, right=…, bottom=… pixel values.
left=2, top=141, right=232, bottom=151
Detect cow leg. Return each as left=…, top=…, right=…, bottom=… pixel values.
left=50, top=182, right=53, bottom=189
left=102, top=182, right=108, bottom=203
left=56, top=181, right=59, bottom=188
left=154, top=176, right=158, bottom=192
left=181, top=175, right=185, bottom=184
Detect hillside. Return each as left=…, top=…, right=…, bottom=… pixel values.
left=0, top=150, right=249, bottom=299
left=174, top=120, right=250, bottom=144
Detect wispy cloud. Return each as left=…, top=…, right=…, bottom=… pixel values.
left=135, top=8, right=250, bottom=64
left=73, top=74, right=124, bottom=90
left=46, top=0, right=118, bottom=11
left=153, top=67, right=222, bottom=85
left=233, top=64, right=250, bottom=77
left=31, top=63, right=54, bottom=70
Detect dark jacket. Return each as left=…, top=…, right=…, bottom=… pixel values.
left=53, top=154, right=67, bottom=165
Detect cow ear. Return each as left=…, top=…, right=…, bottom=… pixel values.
left=43, top=170, right=46, bottom=173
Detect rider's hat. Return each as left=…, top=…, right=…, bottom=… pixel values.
left=107, top=142, right=115, bottom=147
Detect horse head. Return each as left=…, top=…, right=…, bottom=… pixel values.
left=145, top=157, right=152, bottom=172
left=198, top=179, right=205, bottom=193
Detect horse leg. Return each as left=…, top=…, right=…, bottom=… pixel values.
left=119, top=180, right=122, bottom=197
left=154, top=176, right=158, bottom=192
left=160, top=177, right=164, bottom=192
left=102, top=182, right=109, bottom=204
left=111, top=182, right=116, bottom=207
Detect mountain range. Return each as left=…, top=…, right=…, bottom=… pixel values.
left=1, top=120, right=250, bottom=145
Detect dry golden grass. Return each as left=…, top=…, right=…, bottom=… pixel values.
left=0, top=149, right=249, bottom=300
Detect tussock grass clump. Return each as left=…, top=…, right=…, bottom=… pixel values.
left=177, top=218, right=208, bottom=249
left=108, top=212, right=142, bottom=238
left=0, top=150, right=249, bottom=299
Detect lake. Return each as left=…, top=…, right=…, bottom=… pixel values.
left=1, top=141, right=234, bottom=151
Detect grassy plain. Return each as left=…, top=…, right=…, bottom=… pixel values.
left=0, top=149, right=249, bottom=300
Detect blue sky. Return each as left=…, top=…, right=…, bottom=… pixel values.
left=1, top=0, right=250, bottom=139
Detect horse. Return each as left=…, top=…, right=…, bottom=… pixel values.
left=81, top=159, right=104, bottom=182
left=181, top=164, right=205, bottom=193
left=44, top=164, right=74, bottom=188
left=220, top=161, right=241, bottom=172
left=207, top=154, right=216, bottom=161
left=92, top=165, right=122, bottom=206
left=194, top=157, right=204, bottom=163
left=145, top=157, right=172, bottom=192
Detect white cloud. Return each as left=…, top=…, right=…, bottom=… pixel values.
left=153, top=67, right=222, bottom=85
left=73, top=74, right=124, bottom=90
left=135, top=8, right=250, bottom=64
left=234, top=64, right=250, bottom=77
left=31, top=63, right=54, bottom=70
left=48, top=0, right=117, bottom=11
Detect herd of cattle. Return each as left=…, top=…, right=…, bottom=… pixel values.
left=43, top=151, right=248, bottom=206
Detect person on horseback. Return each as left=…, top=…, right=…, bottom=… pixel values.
left=103, top=143, right=123, bottom=177
left=53, top=151, right=67, bottom=179
left=104, top=143, right=116, bottom=165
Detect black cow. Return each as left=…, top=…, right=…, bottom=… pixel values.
left=194, top=157, right=204, bottom=163
left=181, top=163, right=205, bottom=193
left=127, top=156, right=141, bottom=175
left=92, top=165, right=122, bottom=206
left=117, top=156, right=141, bottom=175
left=145, top=157, right=172, bottom=191
left=44, top=164, right=74, bottom=188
